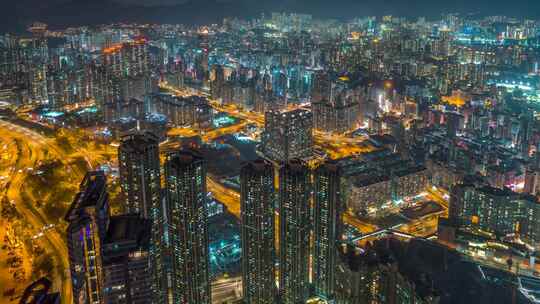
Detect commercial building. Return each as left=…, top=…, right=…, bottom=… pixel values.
left=103, top=37, right=149, bottom=78
left=336, top=238, right=442, bottom=304
left=104, top=97, right=146, bottom=123
left=98, top=74, right=157, bottom=123
left=392, top=166, right=429, bottom=201
left=164, top=150, right=211, bottom=304
left=240, top=159, right=277, bottom=304
left=92, top=71, right=122, bottom=112
left=210, top=64, right=225, bottom=100
left=348, top=175, right=392, bottom=216
left=312, top=97, right=360, bottom=133
left=66, top=171, right=158, bottom=304
left=28, top=63, right=48, bottom=103
left=312, top=75, right=360, bottom=133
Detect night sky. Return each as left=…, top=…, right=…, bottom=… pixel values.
left=1, top=0, right=539, bottom=32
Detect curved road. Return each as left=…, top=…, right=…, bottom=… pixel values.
left=0, top=120, right=73, bottom=304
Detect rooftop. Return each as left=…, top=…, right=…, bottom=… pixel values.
left=353, top=174, right=390, bottom=187
left=242, top=158, right=273, bottom=173
left=401, top=201, right=444, bottom=220
left=119, top=131, right=159, bottom=153
left=166, top=149, right=205, bottom=168
left=65, top=171, right=107, bottom=221
left=104, top=215, right=151, bottom=246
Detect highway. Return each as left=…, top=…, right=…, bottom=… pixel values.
left=0, top=120, right=73, bottom=304
left=201, top=121, right=249, bottom=142
left=0, top=135, right=33, bottom=303
left=207, top=175, right=240, bottom=217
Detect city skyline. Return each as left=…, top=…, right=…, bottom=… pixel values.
left=2, top=6, right=540, bottom=304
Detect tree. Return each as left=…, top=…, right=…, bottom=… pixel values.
left=34, top=253, right=54, bottom=277
left=55, top=136, right=73, bottom=153
left=44, top=202, right=66, bottom=221
left=3, top=288, right=15, bottom=298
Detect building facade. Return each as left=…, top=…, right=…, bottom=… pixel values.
left=262, top=109, right=313, bottom=162
left=164, top=150, right=211, bottom=304
left=102, top=215, right=152, bottom=304
left=347, top=165, right=428, bottom=216
left=240, top=159, right=277, bottom=304
left=65, top=171, right=110, bottom=304
left=118, top=131, right=167, bottom=303
left=449, top=184, right=540, bottom=249
left=313, top=162, right=341, bottom=301
left=153, top=94, right=213, bottom=129
left=278, top=160, right=311, bottom=304
left=118, top=132, right=161, bottom=218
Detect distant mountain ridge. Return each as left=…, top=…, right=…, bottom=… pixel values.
left=1, top=0, right=539, bottom=34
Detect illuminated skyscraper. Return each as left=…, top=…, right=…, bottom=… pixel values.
left=240, top=159, right=276, bottom=304
left=118, top=132, right=166, bottom=303
left=311, top=70, right=331, bottom=104
left=164, top=150, right=211, bottom=304
left=164, top=59, right=185, bottom=89
left=262, top=109, right=313, bottom=162
left=312, top=76, right=360, bottom=133
left=278, top=159, right=311, bottom=304
left=65, top=171, right=110, bottom=304
left=103, top=37, right=149, bottom=78
left=118, top=132, right=161, bottom=218
left=29, top=62, right=48, bottom=103
left=445, top=111, right=462, bottom=139
left=197, top=30, right=210, bottom=82
left=313, top=161, right=341, bottom=301
left=210, top=64, right=225, bottom=99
